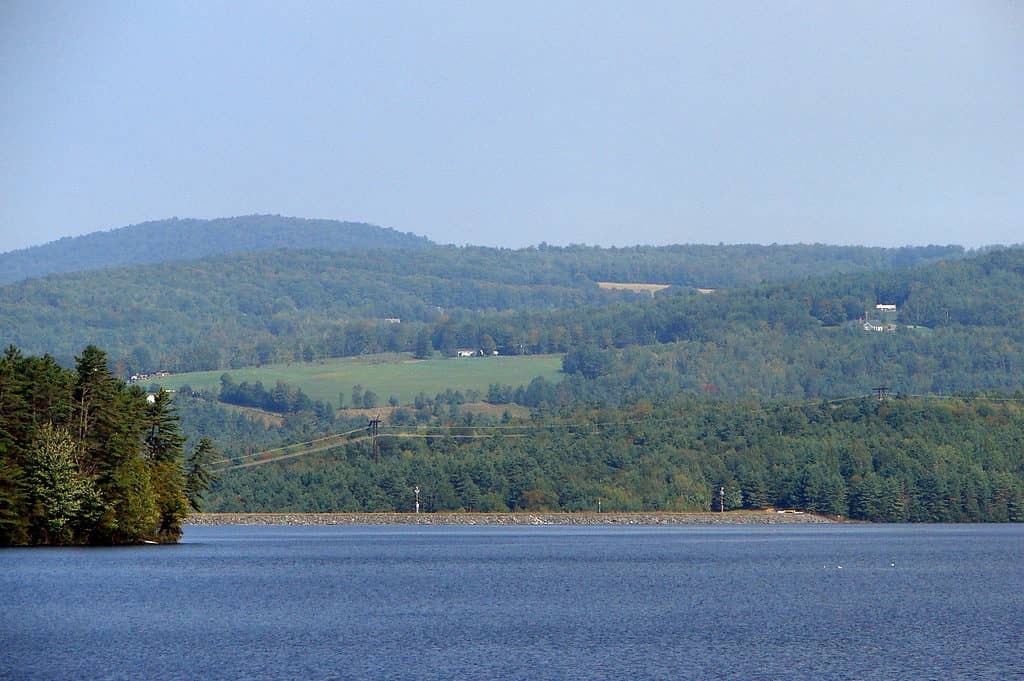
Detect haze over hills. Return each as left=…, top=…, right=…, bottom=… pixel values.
left=2, top=213, right=973, bottom=287
left=0, top=215, right=433, bottom=285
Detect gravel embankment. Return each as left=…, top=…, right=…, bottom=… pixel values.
left=186, top=511, right=834, bottom=526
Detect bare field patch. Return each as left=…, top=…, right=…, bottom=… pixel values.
left=597, top=282, right=671, bottom=294
left=216, top=403, right=285, bottom=427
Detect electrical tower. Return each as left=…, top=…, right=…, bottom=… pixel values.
left=367, top=416, right=382, bottom=461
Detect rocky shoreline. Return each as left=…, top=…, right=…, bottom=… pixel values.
left=186, top=510, right=835, bottom=526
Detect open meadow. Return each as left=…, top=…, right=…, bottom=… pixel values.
left=149, top=353, right=564, bottom=406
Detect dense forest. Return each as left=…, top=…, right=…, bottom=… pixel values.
left=206, top=395, right=1024, bottom=523
left=421, top=247, right=1024, bottom=401
left=0, top=240, right=964, bottom=372
left=0, top=346, right=215, bottom=545
left=0, top=215, right=432, bottom=285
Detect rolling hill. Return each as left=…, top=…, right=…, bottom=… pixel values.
left=0, top=214, right=432, bottom=284
left=0, top=236, right=965, bottom=372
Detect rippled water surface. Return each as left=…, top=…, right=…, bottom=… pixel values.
left=3, top=524, right=1023, bottom=680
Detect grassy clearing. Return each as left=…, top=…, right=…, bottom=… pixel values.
left=597, top=282, right=672, bottom=295
left=152, top=353, right=564, bottom=406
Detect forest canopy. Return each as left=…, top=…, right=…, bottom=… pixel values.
left=0, top=345, right=215, bottom=545
left=205, top=395, right=1024, bottom=523
left=0, top=241, right=965, bottom=372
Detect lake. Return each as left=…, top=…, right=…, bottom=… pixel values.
left=3, top=525, right=1022, bottom=680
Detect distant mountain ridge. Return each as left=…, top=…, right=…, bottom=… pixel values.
left=0, top=215, right=433, bottom=284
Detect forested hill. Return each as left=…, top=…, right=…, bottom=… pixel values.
left=0, top=215, right=432, bottom=284
left=1, top=243, right=965, bottom=371
left=481, top=247, right=1024, bottom=401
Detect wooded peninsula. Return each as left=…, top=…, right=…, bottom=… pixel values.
left=0, top=346, right=215, bottom=545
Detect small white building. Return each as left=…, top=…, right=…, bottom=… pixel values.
left=863, top=303, right=898, bottom=332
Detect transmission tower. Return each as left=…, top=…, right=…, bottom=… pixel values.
left=367, top=415, right=382, bottom=461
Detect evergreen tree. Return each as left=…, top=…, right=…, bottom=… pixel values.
left=0, top=346, right=31, bottom=464
left=185, top=438, right=219, bottom=512
left=1, top=345, right=194, bottom=546
left=414, top=328, right=434, bottom=359
left=24, top=424, right=98, bottom=545
left=144, top=390, right=186, bottom=462
left=0, top=458, right=28, bottom=545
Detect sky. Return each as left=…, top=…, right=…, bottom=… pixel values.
left=1, top=1, right=1021, bottom=253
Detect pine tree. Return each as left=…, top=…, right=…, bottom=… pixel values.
left=0, top=458, right=28, bottom=545
left=141, top=390, right=189, bottom=540
left=73, top=345, right=132, bottom=475
left=0, top=346, right=31, bottom=464
left=185, top=438, right=219, bottom=512
left=144, top=390, right=186, bottom=462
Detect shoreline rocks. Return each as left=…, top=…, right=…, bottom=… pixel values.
left=186, top=510, right=835, bottom=526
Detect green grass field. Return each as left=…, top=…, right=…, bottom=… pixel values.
left=151, top=353, right=564, bottom=406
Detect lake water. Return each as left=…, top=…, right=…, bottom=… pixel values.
left=2, top=524, right=1022, bottom=680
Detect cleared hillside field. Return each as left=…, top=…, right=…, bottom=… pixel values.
left=151, top=354, right=564, bottom=406
left=596, top=282, right=672, bottom=295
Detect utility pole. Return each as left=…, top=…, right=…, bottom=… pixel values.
left=367, top=415, right=382, bottom=462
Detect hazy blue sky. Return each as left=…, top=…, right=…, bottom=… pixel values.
left=2, top=1, right=1021, bottom=253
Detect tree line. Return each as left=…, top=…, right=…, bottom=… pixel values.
left=205, top=395, right=1024, bottom=523
left=218, top=373, right=335, bottom=418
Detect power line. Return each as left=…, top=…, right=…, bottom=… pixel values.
left=208, top=426, right=368, bottom=466
left=214, top=396, right=864, bottom=469
left=210, top=391, right=1024, bottom=471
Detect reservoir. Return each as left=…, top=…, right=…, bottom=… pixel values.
left=3, top=524, right=1022, bottom=680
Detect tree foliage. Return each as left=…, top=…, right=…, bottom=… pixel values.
left=205, top=396, right=1024, bottom=523
left=0, top=242, right=964, bottom=371
left=0, top=345, right=194, bottom=545
left=185, top=438, right=219, bottom=512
